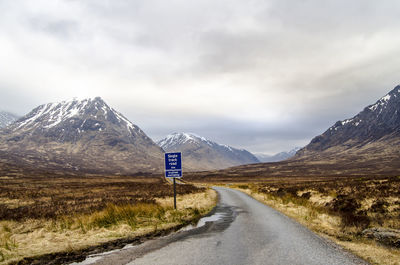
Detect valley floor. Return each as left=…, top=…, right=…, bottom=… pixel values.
left=0, top=175, right=217, bottom=264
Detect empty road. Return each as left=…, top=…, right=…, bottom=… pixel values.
left=80, top=187, right=368, bottom=265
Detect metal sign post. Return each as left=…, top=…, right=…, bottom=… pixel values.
left=164, top=152, right=182, bottom=209
left=173, top=177, right=176, bottom=209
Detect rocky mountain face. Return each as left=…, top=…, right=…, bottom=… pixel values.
left=297, top=85, right=400, bottom=159
left=256, top=147, right=301, bottom=163
left=0, top=111, right=18, bottom=128
left=278, top=85, right=400, bottom=176
left=0, top=97, right=164, bottom=175
left=190, top=85, right=400, bottom=178
left=158, top=132, right=259, bottom=171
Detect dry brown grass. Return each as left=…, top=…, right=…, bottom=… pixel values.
left=0, top=175, right=217, bottom=264
left=0, top=175, right=203, bottom=220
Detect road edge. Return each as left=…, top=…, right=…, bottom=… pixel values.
left=228, top=187, right=372, bottom=265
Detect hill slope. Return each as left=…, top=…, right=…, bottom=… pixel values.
left=0, top=97, right=164, bottom=175
left=158, top=132, right=259, bottom=171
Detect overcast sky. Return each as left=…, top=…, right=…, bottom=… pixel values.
left=1, top=0, right=400, bottom=154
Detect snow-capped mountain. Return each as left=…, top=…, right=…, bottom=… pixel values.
left=158, top=132, right=259, bottom=171
left=158, top=133, right=214, bottom=150
left=0, top=97, right=164, bottom=174
left=296, top=85, right=400, bottom=161
left=0, top=111, right=18, bottom=128
left=199, top=85, right=400, bottom=178
left=256, top=147, right=301, bottom=162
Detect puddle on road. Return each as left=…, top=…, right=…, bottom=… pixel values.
left=69, top=211, right=227, bottom=265
left=180, top=212, right=226, bottom=231
left=69, top=256, right=102, bottom=265
left=69, top=248, right=124, bottom=265
left=197, top=212, right=226, bottom=227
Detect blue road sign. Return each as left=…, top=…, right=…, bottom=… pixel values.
left=165, top=152, right=182, bottom=178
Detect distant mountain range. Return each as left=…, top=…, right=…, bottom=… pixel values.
left=2, top=85, right=399, bottom=177
left=255, top=147, right=301, bottom=162
left=0, top=111, right=18, bottom=128
left=0, top=97, right=164, bottom=175
left=158, top=132, right=259, bottom=171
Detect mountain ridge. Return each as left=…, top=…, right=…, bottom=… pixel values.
left=296, top=85, right=400, bottom=158
left=158, top=132, right=259, bottom=171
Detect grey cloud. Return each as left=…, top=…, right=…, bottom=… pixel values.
left=1, top=0, right=400, bottom=154
left=28, top=17, right=78, bottom=39
left=263, top=0, right=400, bottom=35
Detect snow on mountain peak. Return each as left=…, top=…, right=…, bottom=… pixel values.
left=158, top=132, right=246, bottom=153
left=328, top=86, right=400, bottom=133
left=158, top=132, right=205, bottom=149
left=11, top=97, right=139, bottom=135
left=367, top=87, right=399, bottom=112
left=318, top=85, right=400, bottom=147
left=16, top=97, right=103, bottom=129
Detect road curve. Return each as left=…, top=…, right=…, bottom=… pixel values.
left=85, top=187, right=369, bottom=265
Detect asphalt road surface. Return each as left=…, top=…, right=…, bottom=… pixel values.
left=81, top=187, right=369, bottom=265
